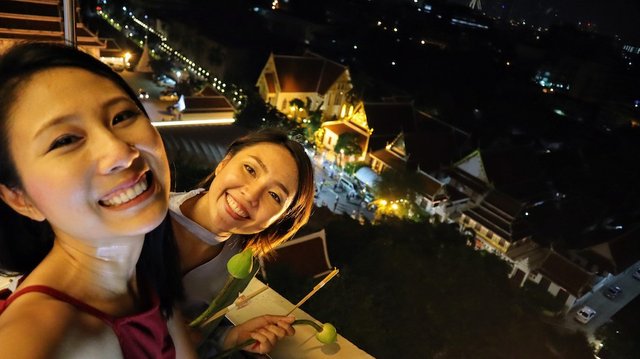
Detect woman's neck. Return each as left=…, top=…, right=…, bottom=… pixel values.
left=182, top=190, right=231, bottom=240
left=45, top=234, right=145, bottom=296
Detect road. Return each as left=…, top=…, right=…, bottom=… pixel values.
left=119, top=70, right=176, bottom=122
left=561, top=262, right=640, bottom=339
left=307, top=149, right=375, bottom=223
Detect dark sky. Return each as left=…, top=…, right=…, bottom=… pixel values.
left=447, top=0, right=640, bottom=44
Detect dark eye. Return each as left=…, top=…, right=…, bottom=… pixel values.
left=269, top=191, right=282, bottom=204
left=244, top=164, right=256, bottom=176
left=48, top=134, right=81, bottom=151
left=112, top=110, right=139, bottom=125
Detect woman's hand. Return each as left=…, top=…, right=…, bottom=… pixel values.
left=222, top=315, right=296, bottom=354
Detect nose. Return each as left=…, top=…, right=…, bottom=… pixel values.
left=95, top=131, right=139, bottom=174
left=241, top=182, right=262, bottom=208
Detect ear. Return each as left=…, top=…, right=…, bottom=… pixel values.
left=214, top=154, right=232, bottom=176
left=0, top=184, right=46, bottom=222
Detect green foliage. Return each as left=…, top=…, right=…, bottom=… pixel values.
left=519, top=280, right=566, bottom=314
left=596, top=298, right=640, bottom=359
left=334, top=133, right=362, bottom=156
left=344, top=161, right=367, bottom=176
left=305, top=110, right=323, bottom=144
left=372, top=169, right=421, bottom=201
left=234, top=91, right=287, bottom=130
left=289, top=98, right=305, bottom=110
left=265, top=215, right=593, bottom=358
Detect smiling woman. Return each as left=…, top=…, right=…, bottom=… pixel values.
left=166, top=129, right=315, bottom=355
left=0, top=43, right=193, bottom=358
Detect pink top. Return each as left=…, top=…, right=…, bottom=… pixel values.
left=0, top=285, right=175, bottom=359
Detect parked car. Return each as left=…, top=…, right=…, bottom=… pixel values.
left=336, top=177, right=357, bottom=195
left=575, top=306, right=596, bottom=324
left=159, top=90, right=178, bottom=102
left=603, top=285, right=623, bottom=300
left=155, top=75, right=176, bottom=88
left=633, top=267, right=640, bottom=280
left=137, top=88, right=149, bottom=100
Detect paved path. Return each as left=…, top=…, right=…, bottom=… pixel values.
left=560, top=262, right=640, bottom=339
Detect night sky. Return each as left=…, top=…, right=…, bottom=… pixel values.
left=448, top=0, right=640, bottom=44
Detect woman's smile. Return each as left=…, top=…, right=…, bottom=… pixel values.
left=99, top=171, right=154, bottom=208
left=224, top=193, right=250, bottom=220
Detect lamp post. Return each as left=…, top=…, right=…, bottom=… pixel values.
left=123, top=52, right=132, bottom=68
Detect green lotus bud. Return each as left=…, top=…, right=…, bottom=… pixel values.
left=315, top=323, right=337, bottom=344
left=227, top=248, right=254, bottom=279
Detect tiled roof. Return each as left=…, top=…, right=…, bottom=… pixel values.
left=273, top=55, right=346, bottom=94
left=261, top=230, right=333, bottom=279
left=536, top=250, right=593, bottom=297
left=416, top=172, right=443, bottom=198
left=444, top=184, right=468, bottom=202
left=481, top=146, right=547, bottom=200
left=448, top=167, right=490, bottom=194
left=183, top=96, right=234, bottom=113
left=323, top=122, right=352, bottom=136
left=483, top=190, right=525, bottom=219
left=370, top=148, right=407, bottom=171
left=463, top=190, right=530, bottom=241
left=404, top=131, right=468, bottom=173
left=323, top=122, right=368, bottom=151
left=197, top=86, right=223, bottom=97
left=364, top=103, right=416, bottom=151
left=265, top=72, right=276, bottom=93
left=581, top=225, right=640, bottom=274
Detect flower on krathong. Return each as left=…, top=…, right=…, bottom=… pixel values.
left=190, top=248, right=254, bottom=328
left=213, top=319, right=338, bottom=359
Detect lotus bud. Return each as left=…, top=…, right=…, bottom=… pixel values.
left=227, top=248, right=254, bottom=279
left=315, top=322, right=338, bottom=344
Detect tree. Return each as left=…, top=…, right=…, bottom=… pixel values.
left=372, top=168, right=421, bottom=201
left=334, top=133, right=362, bottom=156
left=265, top=214, right=594, bottom=358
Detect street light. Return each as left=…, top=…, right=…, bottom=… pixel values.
left=123, top=52, right=132, bottom=68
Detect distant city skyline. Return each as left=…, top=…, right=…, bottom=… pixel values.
left=447, top=0, right=640, bottom=44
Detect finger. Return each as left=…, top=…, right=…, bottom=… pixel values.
left=259, top=327, right=279, bottom=346
left=265, top=323, right=287, bottom=339
left=262, top=314, right=295, bottom=324
left=275, top=320, right=296, bottom=336
left=249, top=332, right=272, bottom=354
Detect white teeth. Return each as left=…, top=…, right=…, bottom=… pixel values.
left=102, top=177, right=149, bottom=207
left=226, top=194, right=249, bottom=218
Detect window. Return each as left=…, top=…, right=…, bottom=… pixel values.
left=463, top=217, right=470, bottom=225
left=474, top=223, right=482, bottom=231
left=327, top=136, right=332, bottom=145
left=486, top=231, right=494, bottom=239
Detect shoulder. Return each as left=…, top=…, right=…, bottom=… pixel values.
left=170, top=189, right=206, bottom=211
left=0, top=292, right=121, bottom=359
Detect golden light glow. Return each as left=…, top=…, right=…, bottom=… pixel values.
left=152, top=119, right=235, bottom=127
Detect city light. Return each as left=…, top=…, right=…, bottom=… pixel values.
left=152, top=119, right=235, bottom=127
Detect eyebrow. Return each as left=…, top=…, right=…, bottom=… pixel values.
left=33, top=96, right=133, bottom=139
left=249, top=155, right=291, bottom=197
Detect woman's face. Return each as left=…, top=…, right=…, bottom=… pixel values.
left=205, top=143, right=299, bottom=236
left=2, top=68, right=170, bottom=244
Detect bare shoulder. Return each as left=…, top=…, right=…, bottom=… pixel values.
left=0, top=292, right=122, bottom=359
